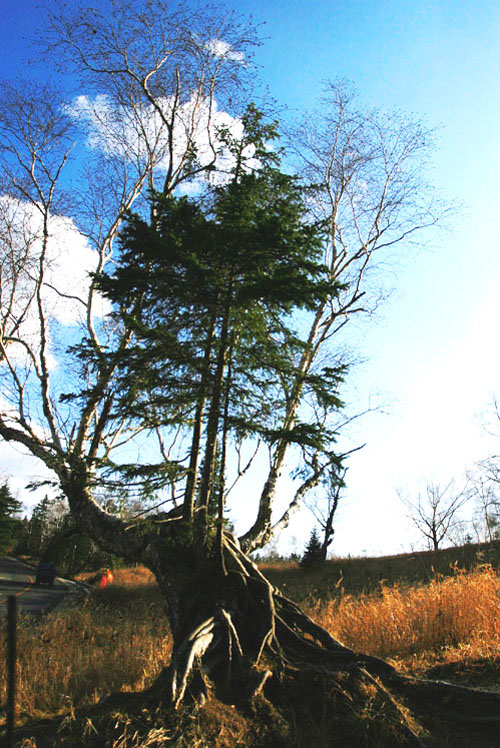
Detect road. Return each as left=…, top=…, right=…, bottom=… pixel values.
left=0, top=556, right=78, bottom=616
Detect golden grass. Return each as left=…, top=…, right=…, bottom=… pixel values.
left=0, top=567, right=172, bottom=722
left=308, top=563, right=500, bottom=684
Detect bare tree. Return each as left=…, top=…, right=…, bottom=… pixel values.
left=306, top=467, right=346, bottom=561
left=399, top=480, right=471, bottom=550
left=0, top=0, right=259, bottom=510
left=464, top=470, right=500, bottom=542
left=462, top=399, right=500, bottom=541
left=1, top=4, right=499, bottom=739
left=239, top=81, right=449, bottom=551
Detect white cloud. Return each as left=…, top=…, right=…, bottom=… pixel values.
left=0, top=195, right=109, bottom=366
left=205, top=39, right=245, bottom=63
left=66, top=93, right=258, bottom=191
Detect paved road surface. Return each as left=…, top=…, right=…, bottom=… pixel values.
left=0, top=556, right=79, bottom=616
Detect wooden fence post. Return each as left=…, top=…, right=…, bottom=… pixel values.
left=6, top=595, right=17, bottom=748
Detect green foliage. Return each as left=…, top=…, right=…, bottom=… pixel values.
left=0, top=480, right=23, bottom=553
left=301, top=528, right=324, bottom=568
left=88, top=106, right=344, bottom=514
left=24, top=495, right=61, bottom=559
left=100, top=175, right=333, bottom=432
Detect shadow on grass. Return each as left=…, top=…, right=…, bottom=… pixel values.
left=422, top=658, right=500, bottom=690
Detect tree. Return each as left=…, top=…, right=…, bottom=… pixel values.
left=1, top=1, right=500, bottom=741
left=301, top=527, right=324, bottom=568
left=306, top=467, right=347, bottom=561
left=20, top=494, right=112, bottom=572
left=0, top=481, right=23, bottom=552
left=237, top=80, right=449, bottom=552
left=472, top=478, right=500, bottom=542
left=398, top=480, right=471, bottom=551
left=93, top=109, right=342, bottom=571
left=468, top=400, right=500, bottom=541
left=462, top=468, right=500, bottom=543
left=24, top=495, right=57, bottom=559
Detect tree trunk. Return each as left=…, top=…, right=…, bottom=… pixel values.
left=144, top=529, right=391, bottom=705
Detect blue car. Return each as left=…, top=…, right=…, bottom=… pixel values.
left=35, top=562, right=56, bottom=586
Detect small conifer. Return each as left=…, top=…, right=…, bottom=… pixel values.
left=301, top=527, right=323, bottom=568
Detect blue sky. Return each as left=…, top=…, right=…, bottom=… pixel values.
left=235, top=0, right=500, bottom=555
left=2, top=0, right=500, bottom=555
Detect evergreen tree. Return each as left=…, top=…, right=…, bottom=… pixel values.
left=301, top=527, right=324, bottom=568
left=0, top=481, right=23, bottom=553
left=26, top=495, right=55, bottom=558
left=95, top=107, right=342, bottom=558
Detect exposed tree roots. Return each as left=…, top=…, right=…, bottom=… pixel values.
left=149, top=535, right=500, bottom=747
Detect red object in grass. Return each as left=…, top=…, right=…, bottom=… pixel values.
left=99, top=575, right=107, bottom=589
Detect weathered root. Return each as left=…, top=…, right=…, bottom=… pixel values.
left=168, top=616, right=215, bottom=707
left=155, top=534, right=500, bottom=745
left=391, top=673, right=500, bottom=724
left=349, top=667, right=430, bottom=747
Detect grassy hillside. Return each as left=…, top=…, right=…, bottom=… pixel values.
left=264, top=540, right=500, bottom=690
left=262, top=538, right=500, bottom=601
left=3, top=542, right=500, bottom=746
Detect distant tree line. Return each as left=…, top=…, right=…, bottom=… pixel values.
left=0, top=479, right=124, bottom=573
left=0, top=481, right=23, bottom=553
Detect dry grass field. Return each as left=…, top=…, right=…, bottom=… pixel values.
left=311, top=565, right=500, bottom=684
left=3, top=543, right=500, bottom=746
left=0, top=567, right=171, bottom=722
